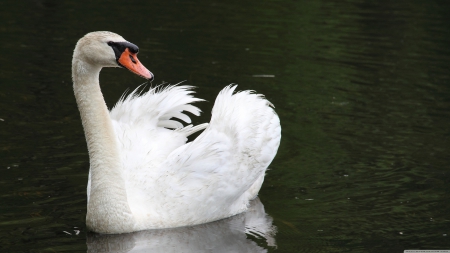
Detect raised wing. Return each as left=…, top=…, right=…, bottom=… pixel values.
left=110, top=84, right=204, bottom=129
left=109, top=85, right=207, bottom=196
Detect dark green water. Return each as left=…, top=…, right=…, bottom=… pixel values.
left=1, top=0, right=449, bottom=252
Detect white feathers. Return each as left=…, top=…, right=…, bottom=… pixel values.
left=106, top=84, right=281, bottom=231
left=110, top=85, right=203, bottom=130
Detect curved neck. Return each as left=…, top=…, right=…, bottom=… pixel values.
left=72, top=59, right=135, bottom=233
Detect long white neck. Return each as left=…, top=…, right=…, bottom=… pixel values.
left=72, top=58, right=135, bottom=233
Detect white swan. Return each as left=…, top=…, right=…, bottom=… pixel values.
left=72, top=31, right=281, bottom=234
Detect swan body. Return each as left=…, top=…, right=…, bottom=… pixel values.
left=72, top=31, right=281, bottom=234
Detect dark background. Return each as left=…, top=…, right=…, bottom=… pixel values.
left=0, top=0, right=449, bottom=252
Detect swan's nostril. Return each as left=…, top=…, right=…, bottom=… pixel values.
left=129, top=55, right=137, bottom=64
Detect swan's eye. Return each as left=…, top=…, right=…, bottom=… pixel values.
left=107, top=41, right=114, bottom=46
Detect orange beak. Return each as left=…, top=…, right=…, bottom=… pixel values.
left=118, top=48, right=154, bottom=80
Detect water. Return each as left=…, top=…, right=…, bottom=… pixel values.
left=1, top=0, right=449, bottom=252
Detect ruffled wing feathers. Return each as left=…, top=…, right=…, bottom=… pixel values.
left=107, top=84, right=280, bottom=227
left=155, top=85, right=281, bottom=221
left=110, top=84, right=204, bottom=131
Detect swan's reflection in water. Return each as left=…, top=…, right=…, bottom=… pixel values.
left=87, top=198, right=276, bottom=252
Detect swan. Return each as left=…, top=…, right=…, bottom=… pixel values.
left=72, top=31, right=281, bottom=234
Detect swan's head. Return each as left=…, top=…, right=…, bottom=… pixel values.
left=73, top=31, right=153, bottom=80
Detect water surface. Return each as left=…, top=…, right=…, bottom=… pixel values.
left=0, top=0, right=449, bottom=252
